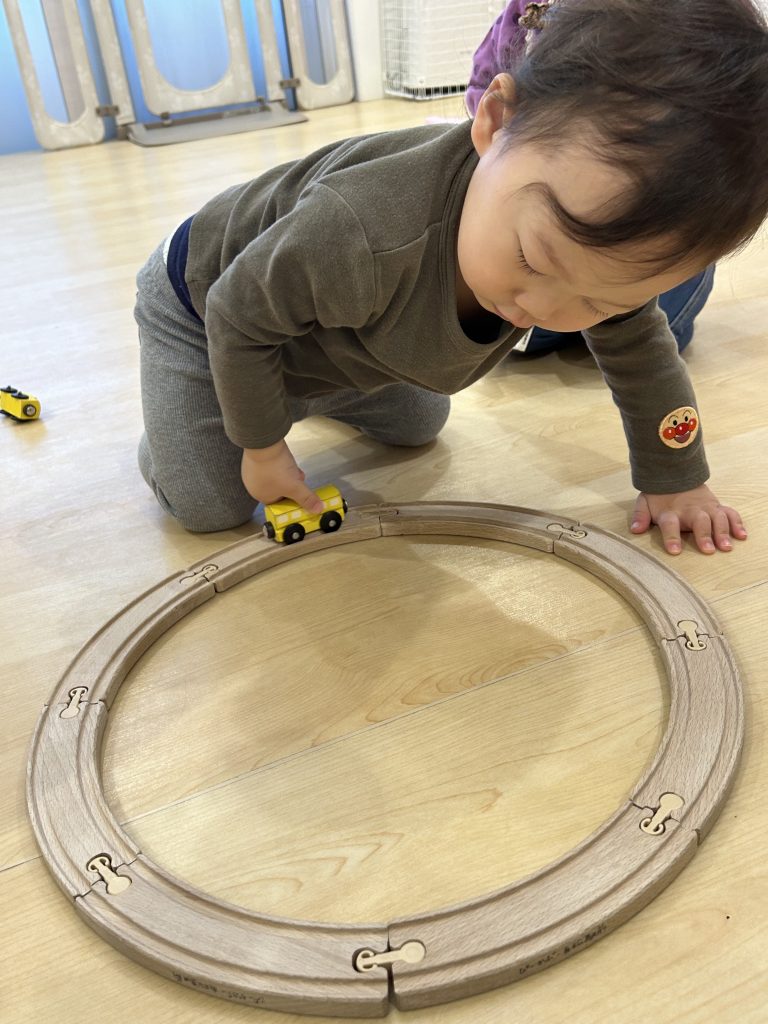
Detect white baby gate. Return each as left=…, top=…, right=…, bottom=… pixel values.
left=2, top=0, right=356, bottom=149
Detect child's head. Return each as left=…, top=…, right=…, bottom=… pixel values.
left=458, top=0, right=768, bottom=331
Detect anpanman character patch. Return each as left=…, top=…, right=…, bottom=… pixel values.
left=659, top=406, right=699, bottom=449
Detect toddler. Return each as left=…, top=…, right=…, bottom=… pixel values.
left=135, top=0, right=767, bottom=556
left=466, top=0, right=716, bottom=359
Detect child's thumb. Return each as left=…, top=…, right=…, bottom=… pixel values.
left=294, top=485, right=325, bottom=515
left=631, top=494, right=652, bottom=533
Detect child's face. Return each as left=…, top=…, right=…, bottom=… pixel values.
left=458, top=86, right=701, bottom=331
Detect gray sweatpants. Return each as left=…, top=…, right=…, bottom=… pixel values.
left=135, top=243, right=450, bottom=532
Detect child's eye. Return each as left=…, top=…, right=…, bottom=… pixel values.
left=516, top=248, right=543, bottom=277
left=517, top=245, right=608, bottom=319
left=584, top=299, right=608, bottom=318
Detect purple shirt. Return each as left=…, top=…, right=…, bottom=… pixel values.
left=466, top=2, right=540, bottom=116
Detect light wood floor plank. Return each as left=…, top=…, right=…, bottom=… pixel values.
left=105, top=619, right=665, bottom=922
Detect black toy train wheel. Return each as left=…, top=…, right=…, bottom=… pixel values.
left=320, top=511, right=342, bottom=533
left=283, top=523, right=306, bottom=544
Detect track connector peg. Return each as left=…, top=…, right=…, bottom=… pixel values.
left=354, top=940, right=426, bottom=973
left=640, top=793, right=685, bottom=835
left=60, top=686, right=89, bottom=719
left=676, top=620, right=708, bottom=651
left=546, top=522, right=587, bottom=539
left=87, top=854, right=132, bottom=895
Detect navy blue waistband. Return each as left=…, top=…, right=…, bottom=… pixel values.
left=166, top=216, right=201, bottom=321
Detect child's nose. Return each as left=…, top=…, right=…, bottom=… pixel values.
left=516, top=290, right=567, bottom=324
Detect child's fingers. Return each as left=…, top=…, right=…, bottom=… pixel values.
left=690, top=509, right=720, bottom=554
left=711, top=507, right=735, bottom=551
left=723, top=505, right=748, bottom=540
left=286, top=482, right=325, bottom=515
left=631, top=494, right=651, bottom=533
left=656, top=510, right=683, bottom=554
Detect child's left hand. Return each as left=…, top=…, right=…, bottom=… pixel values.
left=631, top=484, right=748, bottom=555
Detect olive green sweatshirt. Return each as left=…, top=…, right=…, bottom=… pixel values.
left=184, top=121, right=708, bottom=494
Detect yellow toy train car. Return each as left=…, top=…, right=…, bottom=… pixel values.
left=1, top=385, right=40, bottom=421
left=263, top=484, right=348, bottom=544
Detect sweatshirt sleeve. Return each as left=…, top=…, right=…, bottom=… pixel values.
left=202, top=183, right=375, bottom=449
left=583, top=299, right=710, bottom=493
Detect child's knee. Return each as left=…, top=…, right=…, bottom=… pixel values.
left=138, top=434, right=255, bottom=532
left=366, top=389, right=450, bottom=446
left=385, top=392, right=450, bottom=446
left=178, top=505, right=254, bottom=533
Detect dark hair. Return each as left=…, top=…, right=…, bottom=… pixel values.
left=499, top=0, right=768, bottom=272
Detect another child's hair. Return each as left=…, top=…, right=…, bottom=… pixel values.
left=498, top=0, right=768, bottom=272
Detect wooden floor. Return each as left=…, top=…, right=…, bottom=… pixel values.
left=2, top=97, right=767, bottom=1023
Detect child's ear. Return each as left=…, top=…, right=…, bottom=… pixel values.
left=471, top=73, right=516, bottom=155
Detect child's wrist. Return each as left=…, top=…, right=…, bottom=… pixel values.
left=242, top=439, right=287, bottom=461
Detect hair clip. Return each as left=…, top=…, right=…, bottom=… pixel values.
left=519, top=1, right=554, bottom=31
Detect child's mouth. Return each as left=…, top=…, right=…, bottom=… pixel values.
left=494, top=304, right=532, bottom=329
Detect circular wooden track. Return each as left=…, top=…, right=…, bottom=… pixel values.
left=27, top=502, right=744, bottom=1017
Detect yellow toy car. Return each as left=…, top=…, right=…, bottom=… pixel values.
left=263, top=484, right=348, bottom=544
left=1, top=385, right=40, bottom=421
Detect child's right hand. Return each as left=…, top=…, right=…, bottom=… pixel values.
left=241, top=440, right=324, bottom=514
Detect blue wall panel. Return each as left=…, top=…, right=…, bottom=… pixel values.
left=0, top=0, right=292, bottom=155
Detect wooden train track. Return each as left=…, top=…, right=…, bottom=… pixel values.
left=27, top=502, right=744, bottom=1016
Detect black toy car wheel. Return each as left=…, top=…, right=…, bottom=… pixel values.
left=320, top=511, right=342, bottom=533
left=263, top=522, right=276, bottom=540
left=283, top=523, right=306, bottom=544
